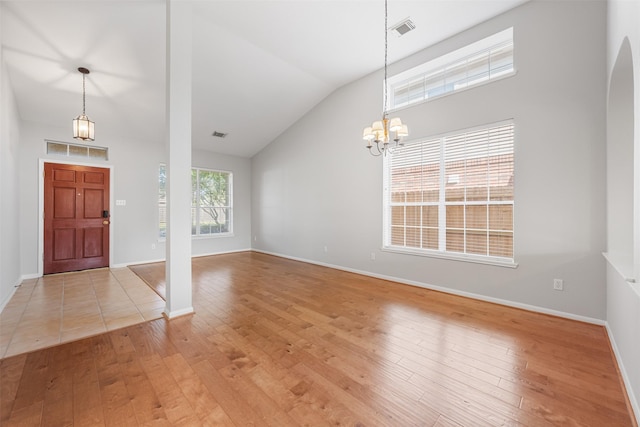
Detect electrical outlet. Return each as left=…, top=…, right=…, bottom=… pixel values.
left=324, top=246, right=328, bottom=253
left=371, top=252, right=376, bottom=260
left=151, top=243, right=156, bottom=250
left=553, top=279, right=564, bottom=291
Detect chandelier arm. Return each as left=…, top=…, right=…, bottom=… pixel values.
left=369, top=144, right=383, bottom=157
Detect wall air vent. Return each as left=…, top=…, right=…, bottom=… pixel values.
left=390, top=18, right=415, bottom=37
left=212, top=131, right=228, bottom=138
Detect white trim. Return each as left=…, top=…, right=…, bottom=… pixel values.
left=388, top=71, right=517, bottom=114
left=603, top=252, right=639, bottom=296
left=112, top=259, right=166, bottom=269
left=113, top=248, right=253, bottom=269
left=38, top=159, right=115, bottom=276
left=192, top=248, right=252, bottom=258
left=252, top=249, right=604, bottom=325
left=163, top=306, right=194, bottom=319
left=191, top=232, right=235, bottom=240
left=605, top=321, right=640, bottom=424
left=381, top=246, right=518, bottom=268
left=388, top=27, right=514, bottom=111
left=191, top=167, right=233, bottom=237
left=0, top=279, right=20, bottom=313
left=383, top=120, right=516, bottom=265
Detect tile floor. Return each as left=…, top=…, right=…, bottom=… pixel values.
left=0, top=267, right=165, bottom=359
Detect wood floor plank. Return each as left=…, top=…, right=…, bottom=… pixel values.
left=1, top=251, right=636, bottom=426
left=7, top=349, right=50, bottom=416
left=162, top=353, right=234, bottom=426
left=72, top=351, right=106, bottom=427
left=4, top=401, right=43, bottom=427
left=0, top=354, right=27, bottom=423
left=117, top=352, right=170, bottom=425
left=191, top=359, right=268, bottom=426
left=41, top=345, right=75, bottom=426
left=138, top=353, right=201, bottom=426
left=92, top=334, right=139, bottom=426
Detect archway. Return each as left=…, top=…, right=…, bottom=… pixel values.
left=606, top=37, right=635, bottom=275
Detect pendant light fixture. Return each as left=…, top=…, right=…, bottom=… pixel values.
left=72, top=67, right=95, bottom=141
left=362, top=0, right=408, bottom=156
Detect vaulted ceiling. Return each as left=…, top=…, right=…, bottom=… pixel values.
left=1, top=0, right=528, bottom=158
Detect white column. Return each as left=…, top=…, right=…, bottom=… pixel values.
left=164, top=0, right=194, bottom=319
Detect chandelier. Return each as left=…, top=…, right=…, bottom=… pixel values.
left=72, top=67, right=95, bottom=141
left=362, top=0, right=408, bottom=156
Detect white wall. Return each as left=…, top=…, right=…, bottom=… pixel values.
left=252, top=0, right=607, bottom=320
left=0, top=21, right=22, bottom=310
left=606, top=0, right=640, bottom=422
left=16, top=121, right=252, bottom=276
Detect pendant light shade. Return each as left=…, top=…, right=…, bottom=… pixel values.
left=73, top=114, right=95, bottom=141
left=73, top=67, right=95, bottom=141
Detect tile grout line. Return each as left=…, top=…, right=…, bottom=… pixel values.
left=58, top=276, right=65, bottom=346
left=113, top=272, right=148, bottom=321
left=88, top=270, right=109, bottom=334
left=1, top=279, right=39, bottom=359
left=2, top=268, right=165, bottom=359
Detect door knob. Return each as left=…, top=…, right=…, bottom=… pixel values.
left=103, top=220, right=110, bottom=225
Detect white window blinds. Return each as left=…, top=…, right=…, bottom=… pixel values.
left=384, top=122, right=515, bottom=263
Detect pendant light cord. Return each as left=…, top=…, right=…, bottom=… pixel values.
left=82, top=73, right=86, bottom=115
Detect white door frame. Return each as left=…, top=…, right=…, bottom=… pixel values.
left=38, top=158, right=115, bottom=277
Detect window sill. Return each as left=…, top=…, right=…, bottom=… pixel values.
left=192, top=233, right=234, bottom=240
left=157, top=233, right=235, bottom=243
left=382, top=246, right=518, bottom=268
left=602, top=252, right=636, bottom=283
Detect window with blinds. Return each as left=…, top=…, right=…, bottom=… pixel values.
left=383, top=121, right=515, bottom=265
left=388, top=28, right=514, bottom=110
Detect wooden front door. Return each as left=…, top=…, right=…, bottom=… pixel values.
left=44, top=163, right=110, bottom=274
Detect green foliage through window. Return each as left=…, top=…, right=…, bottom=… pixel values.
left=158, top=165, right=233, bottom=238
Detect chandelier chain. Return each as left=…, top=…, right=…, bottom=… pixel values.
left=362, top=0, right=408, bottom=156
left=383, top=0, right=388, bottom=116
left=82, top=72, right=86, bottom=115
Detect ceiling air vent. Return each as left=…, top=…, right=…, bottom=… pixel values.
left=390, top=18, right=416, bottom=37
left=212, top=131, right=228, bottom=138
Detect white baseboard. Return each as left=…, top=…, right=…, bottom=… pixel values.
left=193, top=248, right=252, bottom=258
left=605, top=322, right=640, bottom=425
left=163, top=306, right=194, bottom=319
left=113, top=248, right=253, bottom=269
left=112, top=258, right=166, bottom=268
left=0, top=281, right=20, bottom=313
left=252, top=249, right=605, bottom=325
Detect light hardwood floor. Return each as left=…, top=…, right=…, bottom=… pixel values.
left=0, top=267, right=165, bottom=359
left=1, top=252, right=637, bottom=426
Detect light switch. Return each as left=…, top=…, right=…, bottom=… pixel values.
left=116, top=200, right=126, bottom=206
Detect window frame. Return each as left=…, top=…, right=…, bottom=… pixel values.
left=387, top=27, right=515, bottom=111
left=158, top=164, right=234, bottom=240
left=382, top=121, right=517, bottom=268
left=191, top=167, right=234, bottom=238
